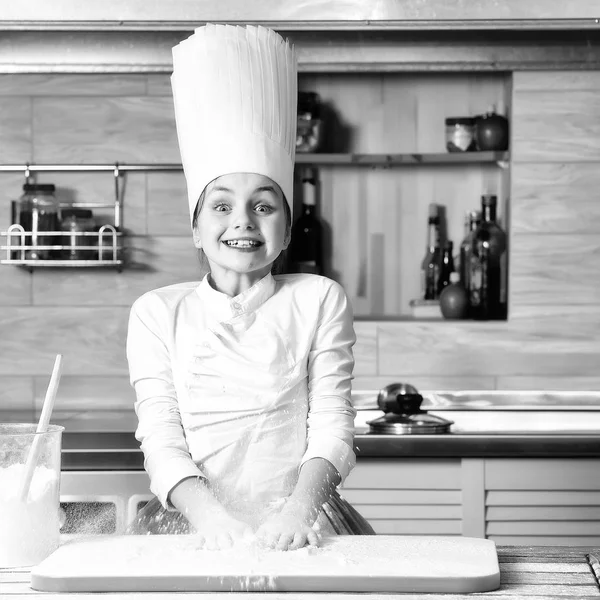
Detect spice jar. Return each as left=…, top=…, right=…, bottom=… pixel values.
left=15, top=184, right=60, bottom=260
left=445, top=117, right=476, bottom=153
left=296, top=92, right=323, bottom=153
left=60, top=208, right=95, bottom=260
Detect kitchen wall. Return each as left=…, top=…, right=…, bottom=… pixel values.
left=1, top=69, right=599, bottom=423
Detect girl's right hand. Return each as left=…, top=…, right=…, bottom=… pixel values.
left=192, top=512, right=253, bottom=550
left=169, top=477, right=253, bottom=549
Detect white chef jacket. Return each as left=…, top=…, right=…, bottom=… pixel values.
left=126, top=272, right=357, bottom=526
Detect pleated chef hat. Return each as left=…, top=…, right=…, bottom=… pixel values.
left=171, top=24, right=298, bottom=225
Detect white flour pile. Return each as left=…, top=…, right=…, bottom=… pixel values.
left=0, top=463, right=60, bottom=568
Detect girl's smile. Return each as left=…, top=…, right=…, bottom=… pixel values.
left=222, top=237, right=263, bottom=250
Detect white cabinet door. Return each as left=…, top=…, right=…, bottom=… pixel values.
left=341, top=459, right=463, bottom=535
left=484, top=459, right=600, bottom=546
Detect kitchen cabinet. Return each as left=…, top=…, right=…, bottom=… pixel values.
left=345, top=458, right=600, bottom=545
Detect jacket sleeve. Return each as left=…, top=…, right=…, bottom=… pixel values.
left=127, top=294, right=204, bottom=509
left=300, top=278, right=357, bottom=483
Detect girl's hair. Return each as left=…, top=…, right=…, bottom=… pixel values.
left=192, top=187, right=292, bottom=275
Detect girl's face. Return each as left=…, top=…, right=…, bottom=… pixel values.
left=193, top=173, right=290, bottom=291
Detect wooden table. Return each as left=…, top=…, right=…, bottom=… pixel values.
left=2, top=546, right=599, bottom=599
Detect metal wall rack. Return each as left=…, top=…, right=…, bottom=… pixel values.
left=0, top=163, right=182, bottom=272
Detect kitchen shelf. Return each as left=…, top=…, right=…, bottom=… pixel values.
left=295, top=151, right=509, bottom=167
left=1, top=164, right=128, bottom=271
left=1, top=224, right=123, bottom=271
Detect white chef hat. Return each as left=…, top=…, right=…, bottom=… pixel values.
left=171, top=24, right=298, bottom=225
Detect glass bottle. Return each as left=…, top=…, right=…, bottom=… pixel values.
left=289, top=168, right=323, bottom=275
left=440, top=272, right=469, bottom=320
left=469, top=195, right=508, bottom=320
left=438, top=240, right=455, bottom=295
left=16, top=183, right=60, bottom=260
left=459, top=210, right=481, bottom=292
left=421, top=203, right=442, bottom=300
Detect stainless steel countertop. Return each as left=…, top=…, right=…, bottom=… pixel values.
left=53, top=430, right=600, bottom=470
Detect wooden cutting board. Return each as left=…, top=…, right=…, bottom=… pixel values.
left=30, top=535, right=500, bottom=593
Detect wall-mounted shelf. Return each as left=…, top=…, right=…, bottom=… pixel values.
left=295, top=151, right=509, bottom=167
left=0, top=164, right=134, bottom=272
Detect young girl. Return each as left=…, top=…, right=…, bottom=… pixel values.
left=126, top=24, right=373, bottom=550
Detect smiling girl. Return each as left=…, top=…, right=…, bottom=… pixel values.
left=126, top=24, right=373, bottom=551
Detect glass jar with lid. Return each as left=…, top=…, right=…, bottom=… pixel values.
left=445, top=117, right=476, bottom=153
left=60, top=208, right=96, bottom=260
left=16, top=183, right=60, bottom=260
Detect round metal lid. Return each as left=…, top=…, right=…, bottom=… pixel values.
left=367, top=413, right=453, bottom=435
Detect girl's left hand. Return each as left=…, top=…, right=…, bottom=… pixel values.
left=255, top=513, right=320, bottom=551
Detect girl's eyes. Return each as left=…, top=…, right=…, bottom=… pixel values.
left=254, top=203, right=274, bottom=213
left=210, top=202, right=275, bottom=214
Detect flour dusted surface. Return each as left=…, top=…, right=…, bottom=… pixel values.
left=31, top=534, right=501, bottom=593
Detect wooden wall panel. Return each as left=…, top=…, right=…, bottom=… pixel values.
left=0, top=97, right=32, bottom=163
left=511, top=163, right=600, bottom=234
left=377, top=312, right=600, bottom=376
left=510, top=233, right=600, bottom=305
left=0, top=267, right=31, bottom=306
left=0, top=377, right=34, bottom=411
left=512, top=89, right=600, bottom=162
left=0, top=307, right=129, bottom=376
left=146, top=172, right=189, bottom=236
left=33, top=376, right=134, bottom=412
left=32, top=97, right=179, bottom=163
left=0, top=73, right=147, bottom=96
left=352, top=376, right=496, bottom=392
left=512, top=71, right=600, bottom=92
left=497, top=377, right=600, bottom=392
left=352, top=322, right=378, bottom=376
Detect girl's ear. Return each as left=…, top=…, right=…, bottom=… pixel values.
left=282, top=230, right=291, bottom=251
left=192, top=227, right=202, bottom=249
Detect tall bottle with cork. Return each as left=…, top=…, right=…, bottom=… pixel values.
left=420, top=203, right=442, bottom=300
left=289, top=167, right=323, bottom=275
left=469, top=194, right=507, bottom=320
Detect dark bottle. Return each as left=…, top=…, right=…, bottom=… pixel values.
left=289, top=169, right=323, bottom=275
left=459, top=210, right=481, bottom=292
left=421, top=203, right=442, bottom=300
left=438, top=240, right=455, bottom=295
left=469, top=195, right=508, bottom=320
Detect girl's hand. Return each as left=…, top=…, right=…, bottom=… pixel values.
left=193, top=512, right=253, bottom=550
left=256, top=513, right=320, bottom=551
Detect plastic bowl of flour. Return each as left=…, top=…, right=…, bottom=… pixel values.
left=0, top=423, right=64, bottom=568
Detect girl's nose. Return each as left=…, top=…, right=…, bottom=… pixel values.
left=232, top=207, right=255, bottom=229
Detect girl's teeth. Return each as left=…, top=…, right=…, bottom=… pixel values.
left=226, top=240, right=258, bottom=247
